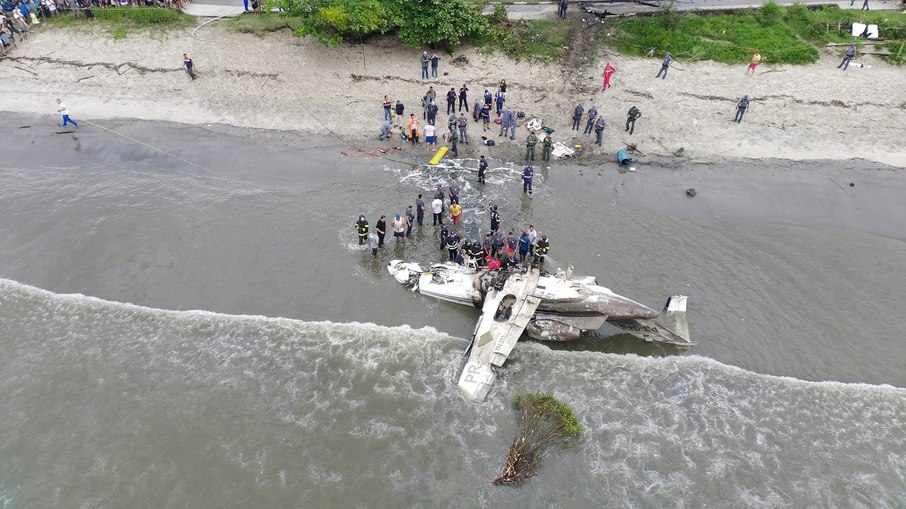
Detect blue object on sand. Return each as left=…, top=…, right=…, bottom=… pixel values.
left=616, top=149, right=632, bottom=166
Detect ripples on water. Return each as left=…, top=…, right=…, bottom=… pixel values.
left=1, top=279, right=904, bottom=508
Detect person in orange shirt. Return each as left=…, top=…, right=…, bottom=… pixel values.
left=407, top=114, right=420, bottom=144
left=449, top=202, right=462, bottom=229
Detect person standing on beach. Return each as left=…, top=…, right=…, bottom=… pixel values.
left=480, top=103, right=491, bottom=132
left=601, top=62, right=616, bottom=90
left=541, top=135, right=553, bottom=162
left=483, top=90, right=493, bottom=107
left=494, top=89, right=505, bottom=117
left=449, top=201, right=462, bottom=230
left=392, top=214, right=406, bottom=245
left=421, top=51, right=430, bottom=79
left=522, top=165, right=534, bottom=194
left=426, top=100, right=438, bottom=126
left=458, top=113, right=469, bottom=144
left=525, top=131, right=538, bottom=161
left=594, top=116, right=607, bottom=146
left=584, top=105, right=598, bottom=135
left=478, top=155, right=488, bottom=183
left=395, top=100, right=405, bottom=119
left=746, top=50, right=762, bottom=76
left=56, top=99, right=78, bottom=128
left=449, top=125, right=459, bottom=157
left=430, top=53, right=440, bottom=77
left=838, top=43, right=856, bottom=70
left=655, top=52, right=673, bottom=79
left=557, top=0, right=568, bottom=18
left=431, top=196, right=444, bottom=226
left=375, top=215, right=387, bottom=248
left=183, top=53, right=196, bottom=80
left=861, top=0, right=869, bottom=10
left=572, top=104, right=584, bottom=131
left=626, top=106, right=641, bottom=134
left=424, top=122, right=437, bottom=148
left=416, top=193, right=426, bottom=226
left=734, top=96, right=750, bottom=123
left=382, top=95, right=393, bottom=121
left=489, top=204, right=500, bottom=233
left=354, top=215, right=370, bottom=245
left=500, top=106, right=516, bottom=139
left=446, top=88, right=457, bottom=115
left=459, top=85, right=469, bottom=112
left=407, top=114, right=420, bottom=144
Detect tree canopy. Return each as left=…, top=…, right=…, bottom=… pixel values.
left=273, top=0, right=489, bottom=48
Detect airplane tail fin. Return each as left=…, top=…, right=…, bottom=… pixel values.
left=660, top=295, right=691, bottom=344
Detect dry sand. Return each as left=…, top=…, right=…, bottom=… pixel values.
left=1, top=23, right=904, bottom=167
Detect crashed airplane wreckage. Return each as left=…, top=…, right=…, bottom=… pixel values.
left=387, top=260, right=692, bottom=400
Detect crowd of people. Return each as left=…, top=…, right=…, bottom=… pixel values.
left=354, top=179, right=551, bottom=271
left=1, top=0, right=188, bottom=54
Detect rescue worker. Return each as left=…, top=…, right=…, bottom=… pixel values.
left=594, top=116, right=607, bottom=146
left=584, top=105, right=598, bottom=134
left=571, top=104, right=583, bottom=131
left=478, top=155, right=488, bottom=183
left=494, top=89, right=505, bottom=116
left=522, top=165, right=534, bottom=194
left=500, top=106, right=516, bottom=139
left=439, top=225, right=449, bottom=251
left=446, top=231, right=460, bottom=261
left=458, top=85, right=469, bottom=112
left=541, top=135, right=553, bottom=162
left=734, top=96, right=750, bottom=124
left=354, top=215, right=369, bottom=245
left=470, top=239, right=486, bottom=267
left=533, top=235, right=550, bottom=266
left=449, top=183, right=460, bottom=205
left=489, top=204, right=500, bottom=232
left=525, top=131, right=538, bottom=161
left=626, top=106, right=641, bottom=135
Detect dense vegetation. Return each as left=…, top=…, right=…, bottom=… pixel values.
left=270, top=0, right=489, bottom=48
left=493, top=392, right=583, bottom=486
left=607, top=2, right=906, bottom=64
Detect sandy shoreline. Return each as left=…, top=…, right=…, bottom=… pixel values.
left=1, top=23, right=904, bottom=168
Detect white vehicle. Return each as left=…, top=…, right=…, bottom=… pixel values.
left=387, top=260, right=691, bottom=400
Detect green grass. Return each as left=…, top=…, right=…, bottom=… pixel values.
left=42, top=7, right=195, bottom=39
left=606, top=2, right=906, bottom=65
left=225, top=12, right=302, bottom=37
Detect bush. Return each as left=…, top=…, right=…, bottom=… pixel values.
left=93, top=7, right=183, bottom=25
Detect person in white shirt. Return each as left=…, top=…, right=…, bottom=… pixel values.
left=431, top=198, right=444, bottom=226
left=424, top=122, right=437, bottom=147
left=56, top=98, right=78, bottom=128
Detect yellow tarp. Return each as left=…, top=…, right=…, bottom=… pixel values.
left=428, top=146, right=449, bottom=165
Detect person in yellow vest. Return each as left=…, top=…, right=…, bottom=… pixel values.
left=746, top=50, right=762, bottom=76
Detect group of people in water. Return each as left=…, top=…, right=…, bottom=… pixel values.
left=354, top=172, right=550, bottom=269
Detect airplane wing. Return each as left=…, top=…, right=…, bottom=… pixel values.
left=458, top=269, right=543, bottom=401
left=608, top=295, right=693, bottom=347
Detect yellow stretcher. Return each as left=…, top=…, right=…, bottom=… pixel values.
left=428, top=146, right=449, bottom=165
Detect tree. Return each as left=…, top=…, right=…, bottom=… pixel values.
left=385, top=0, right=488, bottom=48
left=493, top=392, right=584, bottom=486
left=278, top=0, right=391, bottom=47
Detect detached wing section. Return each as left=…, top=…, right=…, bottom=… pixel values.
left=609, top=295, right=693, bottom=347
left=458, top=269, right=543, bottom=401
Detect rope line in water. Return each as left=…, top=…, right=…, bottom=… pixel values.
left=82, top=119, right=350, bottom=226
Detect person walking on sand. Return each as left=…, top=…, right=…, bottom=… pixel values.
left=584, top=105, right=598, bottom=135
left=655, top=52, right=673, bottom=79
left=572, top=104, right=584, bottom=131
left=861, top=0, right=869, bottom=10
left=183, top=53, right=196, bottom=80
left=594, top=116, right=607, bottom=146
left=56, top=99, right=78, bottom=128
left=746, top=50, right=762, bottom=76
left=734, top=96, right=750, bottom=123
left=838, top=43, right=856, bottom=70
left=430, top=53, right=440, bottom=77
left=601, top=62, right=616, bottom=91
left=407, top=114, right=420, bottom=144
left=525, top=131, right=538, bottom=161
left=626, top=106, right=641, bottom=134
left=459, top=85, right=469, bottom=112
left=421, top=51, right=430, bottom=79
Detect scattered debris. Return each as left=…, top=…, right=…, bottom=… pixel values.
left=450, top=55, right=471, bottom=67
left=674, top=147, right=685, bottom=157
left=686, top=188, right=697, bottom=198
left=552, top=142, right=575, bottom=158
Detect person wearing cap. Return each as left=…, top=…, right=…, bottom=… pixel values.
left=354, top=215, right=369, bottom=245
left=525, top=131, right=538, bottom=161
left=541, top=135, right=553, bottom=162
